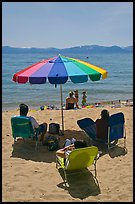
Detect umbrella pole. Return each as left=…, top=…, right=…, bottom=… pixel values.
left=60, top=84, right=64, bottom=134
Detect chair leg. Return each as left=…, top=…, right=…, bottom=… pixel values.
left=63, top=170, right=67, bottom=185
left=94, top=160, right=97, bottom=178
left=124, top=137, right=126, bottom=149
left=14, top=138, right=16, bottom=143
left=108, top=142, right=110, bottom=151
left=35, top=140, right=38, bottom=151
left=56, top=157, right=58, bottom=168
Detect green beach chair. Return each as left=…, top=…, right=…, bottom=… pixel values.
left=56, top=146, right=99, bottom=184
left=11, top=116, right=39, bottom=151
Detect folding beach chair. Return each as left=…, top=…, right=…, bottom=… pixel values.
left=11, top=116, right=39, bottom=151
left=77, top=117, right=97, bottom=140
left=77, top=112, right=126, bottom=150
left=56, top=146, right=99, bottom=184
left=108, top=112, right=126, bottom=150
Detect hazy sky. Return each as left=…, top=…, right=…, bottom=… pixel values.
left=2, top=2, right=133, bottom=48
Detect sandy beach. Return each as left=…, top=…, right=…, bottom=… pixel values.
left=2, top=104, right=133, bottom=202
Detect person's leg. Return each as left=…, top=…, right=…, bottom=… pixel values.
left=63, top=139, right=72, bottom=147
left=39, top=122, right=47, bottom=142
left=71, top=138, right=76, bottom=144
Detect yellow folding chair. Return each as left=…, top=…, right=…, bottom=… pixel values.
left=56, top=146, right=99, bottom=183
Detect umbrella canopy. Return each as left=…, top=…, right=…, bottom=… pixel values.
left=13, top=54, right=107, bottom=84
left=12, top=54, right=108, bottom=133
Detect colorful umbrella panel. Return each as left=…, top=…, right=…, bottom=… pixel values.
left=13, top=54, right=108, bottom=84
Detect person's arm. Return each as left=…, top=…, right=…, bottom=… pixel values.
left=29, top=116, right=39, bottom=129
left=56, top=143, right=74, bottom=159
left=63, top=143, right=74, bottom=151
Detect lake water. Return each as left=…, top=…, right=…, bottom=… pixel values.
left=2, top=52, right=133, bottom=110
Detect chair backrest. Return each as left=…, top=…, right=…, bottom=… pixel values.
left=109, top=112, right=125, bottom=142
left=66, top=146, right=98, bottom=171
left=77, top=118, right=96, bottom=140
left=11, top=116, right=35, bottom=139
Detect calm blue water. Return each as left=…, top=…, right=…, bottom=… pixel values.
left=2, top=52, right=133, bottom=111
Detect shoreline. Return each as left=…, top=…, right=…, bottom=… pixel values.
left=2, top=98, right=133, bottom=112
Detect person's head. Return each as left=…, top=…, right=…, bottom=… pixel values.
left=19, top=103, right=29, bottom=116
left=74, top=140, right=87, bottom=149
left=74, top=90, right=78, bottom=93
left=82, top=91, right=86, bottom=95
left=69, top=91, right=74, bottom=98
left=101, top=109, right=109, bottom=120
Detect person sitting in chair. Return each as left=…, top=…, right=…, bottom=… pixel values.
left=95, top=109, right=110, bottom=140
left=66, top=91, right=77, bottom=110
left=19, top=103, right=47, bottom=142
left=56, top=139, right=87, bottom=159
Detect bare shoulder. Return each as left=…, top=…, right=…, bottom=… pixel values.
left=96, top=118, right=101, bottom=123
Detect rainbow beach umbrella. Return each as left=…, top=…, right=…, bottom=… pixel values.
left=12, top=54, right=108, bottom=133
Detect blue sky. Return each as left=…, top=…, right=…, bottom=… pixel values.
left=2, top=2, right=133, bottom=49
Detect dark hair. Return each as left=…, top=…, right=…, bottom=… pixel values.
left=19, top=103, right=29, bottom=116
left=69, top=91, right=73, bottom=97
left=74, top=140, right=87, bottom=149
left=74, top=90, right=78, bottom=93
left=101, top=109, right=109, bottom=120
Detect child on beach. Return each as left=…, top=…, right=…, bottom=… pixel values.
left=74, top=90, right=79, bottom=108
left=82, top=91, right=87, bottom=106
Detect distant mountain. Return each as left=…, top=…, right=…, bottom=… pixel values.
left=2, top=45, right=133, bottom=54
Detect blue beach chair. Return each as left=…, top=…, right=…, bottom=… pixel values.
left=77, top=117, right=97, bottom=141
left=108, top=112, right=126, bottom=150
left=77, top=112, right=126, bottom=150
left=11, top=116, right=39, bottom=151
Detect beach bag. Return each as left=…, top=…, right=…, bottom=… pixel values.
left=49, top=123, right=63, bottom=135
left=44, top=135, right=60, bottom=151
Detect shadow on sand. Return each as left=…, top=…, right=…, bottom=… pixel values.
left=11, top=139, right=57, bottom=163
left=57, top=168, right=101, bottom=200
left=11, top=129, right=127, bottom=163
left=88, top=138, right=127, bottom=159
left=11, top=130, right=85, bottom=163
